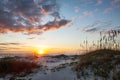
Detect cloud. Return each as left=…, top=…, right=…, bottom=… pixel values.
left=0, top=42, right=28, bottom=53
left=103, top=7, right=113, bottom=14
left=111, top=0, right=120, bottom=9
left=0, top=42, right=23, bottom=52
left=78, top=9, right=98, bottom=19
left=0, top=46, right=21, bottom=51
left=0, top=45, right=24, bottom=53
left=0, top=0, right=70, bottom=34
left=82, top=11, right=94, bottom=17
left=97, top=0, right=103, bottom=5
left=74, top=7, right=80, bottom=13
left=27, top=37, right=36, bottom=40
left=83, top=28, right=98, bottom=32
left=0, top=47, right=10, bottom=51
left=76, top=0, right=103, bottom=6
left=42, top=19, right=71, bottom=31
left=0, top=42, right=22, bottom=45
left=78, top=0, right=95, bottom=5
left=112, top=0, right=120, bottom=3
left=83, top=21, right=120, bottom=33
left=103, top=0, right=120, bottom=14
left=38, top=37, right=46, bottom=40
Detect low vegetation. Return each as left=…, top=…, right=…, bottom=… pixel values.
left=75, top=49, right=120, bottom=80
left=0, top=57, right=39, bottom=77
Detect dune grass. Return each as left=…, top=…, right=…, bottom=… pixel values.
left=0, top=57, right=39, bottom=77
left=75, top=49, right=120, bottom=80
left=80, top=49, right=120, bottom=64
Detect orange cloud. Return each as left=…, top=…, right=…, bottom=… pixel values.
left=0, top=0, right=70, bottom=35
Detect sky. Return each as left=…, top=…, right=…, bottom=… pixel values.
left=0, top=0, right=120, bottom=54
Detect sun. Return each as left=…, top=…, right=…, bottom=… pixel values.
left=38, top=49, right=44, bottom=55
left=33, top=48, right=47, bottom=57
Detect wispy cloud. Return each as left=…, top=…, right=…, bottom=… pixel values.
left=77, top=9, right=98, bottom=20
left=0, top=42, right=32, bottom=53
left=38, top=37, right=46, bottom=40
left=75, top=0, right=103, bottom=6
left=82, top=11, right=94, bottom=17
left=0, top=0, right=71, bottom=34
left=82, top=8, right=98, bottom=17
left=0, top=46, right=9, bottom=51
left=0, top=42, right=24, bottom=52
left=103, top=0, right=120, bottom=14
left=0, top=43, right=22, bottom=45
left=83, top=21, right=120, bottom=33
left=97, top=0, right=103, bottom=5
left=103, top=7, right=113, bottom=14
left=74, top=7, right=80, bottom=13
left=27, top=37, right=36, bottom=40
left=111, top=0, right=120, bottom=7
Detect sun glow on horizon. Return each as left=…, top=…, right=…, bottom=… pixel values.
left=38, top=49, right=44, bottom=55
left=34, top=49, right=46, bottom=57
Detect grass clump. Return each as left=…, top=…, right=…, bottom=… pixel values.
left=0, top=57, right=39, bottom=77
left=75, top=49, right=120, bottom=80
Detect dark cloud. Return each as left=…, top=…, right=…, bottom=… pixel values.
left=42, top=19, right=71, bottom=31
left=83, top=28, right=98, bottom=32
left=0, top=42, right=23, bottom=52
left=83, top=21, right=120, bottom=33
left=0, top=48, right=9, bottom=51
left=0, top=46, right=23, bottom=52
left=0, top=43, right=22, bottom=45
left=0, top=42, right=25, bottom=52
left=0, top=0, right=70, bottom=34
left=0, top=46, right=9, bottom=50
